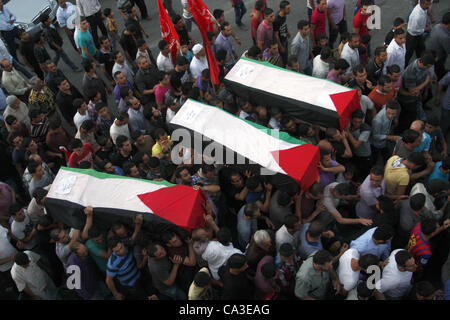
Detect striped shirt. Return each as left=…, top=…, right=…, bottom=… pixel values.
left=407, top=222, right=431, bottom=267
left=106, top=246, right=140, bottom=287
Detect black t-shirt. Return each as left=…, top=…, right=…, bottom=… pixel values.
left=43, top=25, right=63, bottom=50
left=120, top=32, right=138, bottom=61
left=218, top=267, right=254, bottom=300
left=19, top=40, right=38, bottom=66
left=273, top=13, right=288, bottom=42
left=175, top=26, right=190, bottom=45
left=110, top=151, right=134, bottom=167
left=97, top=50, right=115, bottom=78
left=365, top=58, right=384, bottom=86
left=125, top=17, right=143, bottom=39
left=346, top=78, right=372, bottom=96
left=34, top=45, right=51, bottom=63
left=384, top=30, right=394, bottom=46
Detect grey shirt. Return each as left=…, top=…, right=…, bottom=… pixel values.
left=148, top=256, right=173, bottom=293
left=296, top=223, right=323, bottom=260
left=351, top=123, right=371, bottom=157
left=398, top=199, right=422, bottom=234
left=291, top=32, right=311, bottom=72
left=295, top=256, right=330, bottom=300
left=269, top=190, right=293, bottom=230
left=428, top=24, right=450, bottom=62
left=237, top=205, right=258, bottom=250
left=398, top=59, right=429, bottom=103
left=371, top=107, right=394, bottom=149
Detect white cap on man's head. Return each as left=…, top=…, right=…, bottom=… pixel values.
left=192, top=44, right=203, bottom=55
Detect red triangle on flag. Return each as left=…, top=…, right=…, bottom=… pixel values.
left=271, top=144, right=320, bottom=190
left=330, top=90, right=361, bottom=131
left=138, top=185, right=206, bottom=231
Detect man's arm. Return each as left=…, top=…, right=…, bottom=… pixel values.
left=183, top=238, right=197, bottom=267
left=330, top=210, right=372, bottom=226
left=319, top=163, right=346, bottom=174
left=23, top=285, right=41, bottom=300
left=105, top=274, right=124, bottom=300
left=327, top=8, right=338, bottom=29
left=81, top=206, right=93, bottom=241
left=130, top=214, right=144, bottom=241
left=163, top=255, right=182, bottom=286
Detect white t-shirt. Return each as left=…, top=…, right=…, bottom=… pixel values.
left=11, top=211, right=38, bottom=250
left=377, top=249, right=413, bottom=299
left=190, top=56, right=208, bottom=80
left=157, top=52, right=174, bottom=73
left=268, top=117, right=281, bottom=130
left=201, top=241, right=242, bottom=280
left=73, top=111, right=90, bottom=131
left=275, top=225, right=296, bottom=252
left=360, top=95, right=374, bottom=120
left=337, top=248, right=360, bottom=291
left=109, top=121, right=131, bottom=145
left=0, top=225, right=18, bottom=272
left=10, top=251, right=56, bottom=299
left=55, top=228, right=74, bottom=270
left=312, top=55, right=330, bottom=79
left=341, top=43, right=360, bottom=76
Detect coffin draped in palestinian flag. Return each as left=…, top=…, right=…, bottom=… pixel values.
left=170, top=99, right=320, bottom=190
left=224, top=57, right=361, bottom=130
left=45, top=167, right=206, bottom=232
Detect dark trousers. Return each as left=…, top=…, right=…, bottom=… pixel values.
left=307, top=8, right=313, bottom=23
left=329, top=19, right=348, bottom=48
left=352, top=155, right=372, bottom=182
left=163, top=0, right=176, bottom=17
left=234, top=2, right=247, bottom=26
left=371, top=145, right=391, bottom=167
left=405, top=33, right=425, bottom=67
left=117, top=278, right=148, bottom=300
left=397, top=98, right=418, bottom=134
left=1, top=27, right=19, bottom=60
left=85, top=10, right=108, bottom=48
left=64, top=28, right=79, bottom=53
left=132, top=0, right=149, bottom=19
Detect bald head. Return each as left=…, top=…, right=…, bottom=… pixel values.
left=411, top=120, right=425, bottom=132
left=317, top=140, right=333, bottom=153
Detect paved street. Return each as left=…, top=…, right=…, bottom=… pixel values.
left=20, top=0, right=450, bottom=133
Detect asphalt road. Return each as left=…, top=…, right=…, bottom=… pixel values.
left=16, top=0, right=450, bottom=134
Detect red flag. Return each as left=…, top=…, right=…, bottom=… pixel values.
left=157, top=0, right=180, bottom=65
left=187, top=0, right=220, bottom=85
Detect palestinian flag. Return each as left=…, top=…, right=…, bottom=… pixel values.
left=45, top=167, right=206, bottom=232
left=224, top=57, right=361, bottom=130
left=170, top=99, right=320, bottom=190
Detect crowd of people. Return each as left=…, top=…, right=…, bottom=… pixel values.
left=0, top=0, right=449, bottom=301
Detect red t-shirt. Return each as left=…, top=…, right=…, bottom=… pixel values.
left=69, top=143, right=95, bottom=168
left=311, top=7, right=326, bottom=36
left=353, top=9, right=370, bottom=37
left=368, top=87, right=396, bottom=113
left=251, top=12, right=264, bottom=39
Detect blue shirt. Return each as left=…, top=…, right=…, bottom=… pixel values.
left=106, top=246, right=141, bottom=287
left=0, top=88, right=7, bottom=113
left=77, top=30, right=97, bottom=59
left=371, top=107, right=394, bottom=149
left=215, top=32, right=234, bottom=67
left=0, top=7, right=15, bottom=31
left=296, top=223, right=323, bottom=260
left=413, top=132, right=431, bottom=152
left=428, top=161, right=450, bottom=182
left=56, top=2, right=76, bottom=29
left=237, top=205, right=258, bottom=250
left=350, top=227, right=391, bottom=260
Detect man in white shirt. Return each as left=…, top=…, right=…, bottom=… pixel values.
left=110, top=112, right=131, bottom=145
left=275, top=214, right=301, bottom=251
left=49, top=227, right=77, bottom=270
left=10, top=204, right=39, bottom=251
left=112, top=51, right=134, bottom=85
left=190, top=44, right=209, bottom=79
left=0, top=225, right=18, bottom=273
left=312, top=47, right=331, bottom=79
left=11, top=251, right=57, bottom=300
left=385, top=28, right=407, bottom=74
left=405, top=0, right=433, bottom=66
left=340, top=33, right=360, bottom=76
left=337, top=248, right=379, bottom=293
left=156, top=40, right=174, bottom=73
left=56, top=0, right=78, bottom=52
left=73, top=98, right=90, bottom=130
left=201, top=228, right=242, bottom=280
left=376, top=249, right=416, bottom=299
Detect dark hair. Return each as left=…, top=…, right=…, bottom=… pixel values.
left=284, top=214, right=299, bottom=229
left=298, top=123, right=310, bottom=136
left=95, top=101, right=107, bottom=113
left=334, top=183, right=353, bottom=196
left=443, top=11, right=450, bottom=25
left=386, top=100, right=400, bottom=111
left=69, top=138, right=83, bottom=150
left=320, top=46, right=332, bottom=60
left=261, top=262, right=276, bottom=279
left=393, top=17, right=405, bottom=27
left=217, top=227, right=232, bottom=246
left=280, top=0, right=290, bottom=10
left=29, top=108, right=42, bottom=120
left=415, top=281, right=436, bottom=297
left=361, top=0, right=372, bottom=5
left=107, top=235, right=122, bottom=250
left=370, top=166, right=384, bottom=177
left=158, top=40, right=168, bottom=50
left=421, top=219, right=438, bottom=236
left=352, top=64, right=366, bottom=76
left=352, top=109, right=365, bottom=119
left=78, top=161, right=91, bottom=169
left=373, top=225, right=394, bottom=242
left=32, top=187, right=48, bottom=201
left=377, top=75, right=392, bottom=87
left=171, top=14, right=182, bottom=24
left=297, top=20, right=309, bottom=30
left=287, top=55, right=298, bottom=67
left=14, top=252, right=30, bottom=266
left=395, top=250, right=412, bottom=268
left=175, top=166, right=190, bottom=179
left=117, top=111, right=129, bottom=122
left=116, top=135, right=129, bottom=149
left=9, top=203, right=23, bottom=216
left=374, top=46, right=386, bottom=57
left=103, top=8, right=112, bottom=17
left=153, top=128, right=167, bottom=141
left=146, top=242, right=160, bottom=257
left=122, top=161, right=136, bottom=176
left=308, top=220, right=325, bottom=238
left=279, top=243, right=294, bottom=257
left=263, top=8, right=274, bottom=17
left=312, top=250, right=333, bottom=266
left=309, top=182, right=324, bottom=197
left=409, top=193, right=426, bottom=211
left=357, top=281, right=374, bottom=298
left=213, top=9, right=224, bottom=19
left=5, top=114, right=17, bottom=125
left=27, top=160, right=41, bottom=174
left=406, top=152, right=426, bottom=167
left=377, top=195, right=395, bottom=213
left=247, top=46, right=262, bottom=58
left=245, top=176, right=261, bottom=191
left=394, top=28, right=406, bottom=36
left=215, top=49, right=227, bottom=62
left=82, top=59, right=94, bottom=72
left=88, top=224, right=102, bottom=238
left=176, top=55, right=188, bottom=66
left=148, top=156, right=160, bottom=169
left=220, top=21, right=230, bottom=31
left=335, top=59, right=350, bottom=71
left=277, top=191, right=292, bottom=207
left=419, top=53, right=435, bottom=66
left=193, top=271, right=211, bottom=287
left=402, top=129, right=421, bottom=144
left=358, top=254, right=379, bottom=270
left=228, top=253, right=246, bottom=269
left=80, top=119, right=94, bottom=131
